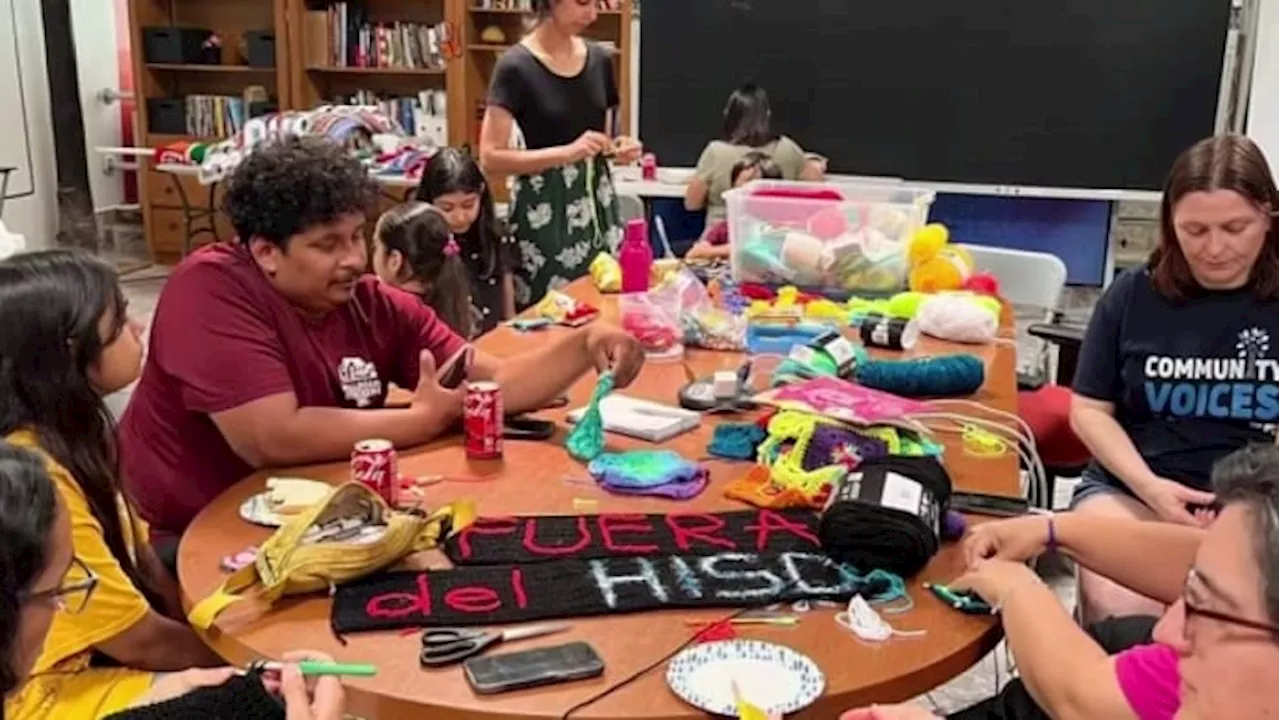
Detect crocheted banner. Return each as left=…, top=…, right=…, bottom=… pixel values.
left=332, top=550, right=883, bottom=632
left=443, top=509, right=821, bottom=565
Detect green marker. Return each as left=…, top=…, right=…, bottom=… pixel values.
left=259, top=661, right=378, bottom=677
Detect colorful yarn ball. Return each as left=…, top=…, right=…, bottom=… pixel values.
left=806, top=205, right=848, bottom=240
left=854, top=354, right=985, bottom=398
left=941, top=510, right=967, bottom=540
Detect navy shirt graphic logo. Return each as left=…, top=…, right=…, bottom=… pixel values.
left=1142, top=326, right=1278, bottom=425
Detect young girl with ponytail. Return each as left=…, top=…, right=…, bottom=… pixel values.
left=376, top=151, right=518, bottom=340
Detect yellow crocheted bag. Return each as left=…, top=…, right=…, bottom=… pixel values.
left=188, top=481, right=474, bottom=630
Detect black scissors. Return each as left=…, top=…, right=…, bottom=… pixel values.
left=419, top=622, right=570, bottom=667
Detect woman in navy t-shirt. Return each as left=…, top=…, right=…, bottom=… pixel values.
left=1070, top=134, right=1279, bottom=622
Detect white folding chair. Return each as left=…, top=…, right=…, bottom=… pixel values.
left=616, top=193, right=645, bottom=224
left=958, top=244, right=1070, bottom=508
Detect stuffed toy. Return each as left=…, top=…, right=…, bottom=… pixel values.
left=907, top=223, right=973, bottom=292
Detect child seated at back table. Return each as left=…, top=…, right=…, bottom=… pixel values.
left=685, top=152, right=783, bottom=261
left=373, top=150, right=517, bottom=340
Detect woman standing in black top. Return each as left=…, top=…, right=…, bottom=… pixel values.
left=479, top=0, right=642, bottom=308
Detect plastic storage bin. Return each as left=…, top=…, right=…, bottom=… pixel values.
left=724, top=179, right=935, bottom=295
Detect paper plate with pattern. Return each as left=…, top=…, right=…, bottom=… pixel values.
left=665, top=639, right=825, bottom=716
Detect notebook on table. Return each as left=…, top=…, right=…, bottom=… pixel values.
left=565, top=395, right=701, bottom=443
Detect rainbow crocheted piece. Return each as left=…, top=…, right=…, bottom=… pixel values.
left=566, top=371, right=615, bottom=461
left=588, top=450, right=708, bottom=499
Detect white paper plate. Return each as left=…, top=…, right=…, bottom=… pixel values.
left=666, top=640, right=825, bottom=716
left=238, top=477, right=330, bottom=527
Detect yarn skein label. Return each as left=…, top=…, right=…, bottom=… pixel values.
left=831, top=468, right=941, bottom=539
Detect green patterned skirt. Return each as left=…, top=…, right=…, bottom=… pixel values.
left=509, top=155, right=622, bottom=309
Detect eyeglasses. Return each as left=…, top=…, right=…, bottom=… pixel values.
left=20, top=557, right=98, bottom=614
left=1182, top=569, right=1278, bottom=641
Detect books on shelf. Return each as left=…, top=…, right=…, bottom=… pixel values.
left=334, top=89, right=448, bottom=147
left=317, top=3, right=452, bottom=69
left=185, top=95, right=246, bottom=138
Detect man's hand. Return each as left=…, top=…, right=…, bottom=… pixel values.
left=409, top=349, right=465, bottom=428
left=586, top=323, right=645, bottom=388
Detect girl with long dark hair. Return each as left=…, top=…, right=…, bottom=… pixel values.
left=0, top=441, right=345, bottom=720
left=0, top=250, right=224, bottom=719
left=410, top=147, right=517, bottom=334
left=684, top=83, right=821, bottom=232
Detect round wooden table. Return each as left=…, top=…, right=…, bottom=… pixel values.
left=180, top=282, right=1018, bottom=720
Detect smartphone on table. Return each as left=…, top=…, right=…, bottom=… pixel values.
left=463, top=642, right=604, bottom=695
left=437, top=346, right=474, bottom=390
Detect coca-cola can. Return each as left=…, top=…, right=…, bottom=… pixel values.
left=464, top=381, right=504, bottom=459
left=351, top=439, right=399, bottom=507
left=641, top=152, right=657, bottom=180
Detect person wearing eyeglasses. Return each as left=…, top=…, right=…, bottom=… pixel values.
left=1, top=444, right=346, bottom=720
left=0, top=251, right=236, bottom=719
left=839, top=442, right=1277, bottom=720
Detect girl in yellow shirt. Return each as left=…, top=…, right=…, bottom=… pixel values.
left=0, top=251, right=224, bottom=719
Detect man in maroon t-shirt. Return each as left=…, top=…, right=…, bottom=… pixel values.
left=119, top=137, right=643, bottom=542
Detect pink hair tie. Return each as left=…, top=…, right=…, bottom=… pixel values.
left=443, top=236, right=461, bottom=257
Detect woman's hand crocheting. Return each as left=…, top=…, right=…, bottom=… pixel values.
left=950, top=558, right=1042, bottom=608
left=612, top=136, right=644, bottom=164
left=963, top=514, right=1053, bottom=567
left=1134, top=476, right=1216, bottom=526
left=270, top=651, right=346, bottom=720
left=840, top=703, right=940, bottom=720
left=130, top=667, right=238, bottom=708
left=567, top=130, right=612, bottom=163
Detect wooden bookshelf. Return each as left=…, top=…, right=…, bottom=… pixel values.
left=128, top=0, right=291, bottom=262
left=126, top=0, right=632, bottom=261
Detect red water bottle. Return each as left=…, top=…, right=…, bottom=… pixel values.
left=641, top=152, right=657, bottom=180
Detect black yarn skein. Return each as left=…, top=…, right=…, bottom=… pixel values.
left=819, top=456, right=953, bottom=578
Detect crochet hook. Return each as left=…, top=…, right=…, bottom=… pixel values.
left=256, top=661, right=377, bottom=677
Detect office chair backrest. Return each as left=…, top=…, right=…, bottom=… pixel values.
left=958, top=243, right=1067, bottom=317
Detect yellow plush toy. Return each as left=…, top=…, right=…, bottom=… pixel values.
left=907, top=223, right=974, bottom=293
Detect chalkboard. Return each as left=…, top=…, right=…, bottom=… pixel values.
left=640, top=0, right=1231, bottom=191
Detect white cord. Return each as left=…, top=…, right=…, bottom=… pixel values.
left=835, top=595, right=927, bottom=642
left=910, top=400, right=1049, bottom=508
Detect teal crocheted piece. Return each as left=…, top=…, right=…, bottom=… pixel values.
left=707, top=423, right=767, bottom=460
left=566, top=371, right=615, bottom=462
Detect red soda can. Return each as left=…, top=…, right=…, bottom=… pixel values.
left=464, top=381, right=504, bottom=459
left=641, top=152, right=657, bottom=180
left=351, top=439, right=400, bottom=507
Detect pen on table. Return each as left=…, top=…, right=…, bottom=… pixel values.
left=256, top=661, right=378, bottom=677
